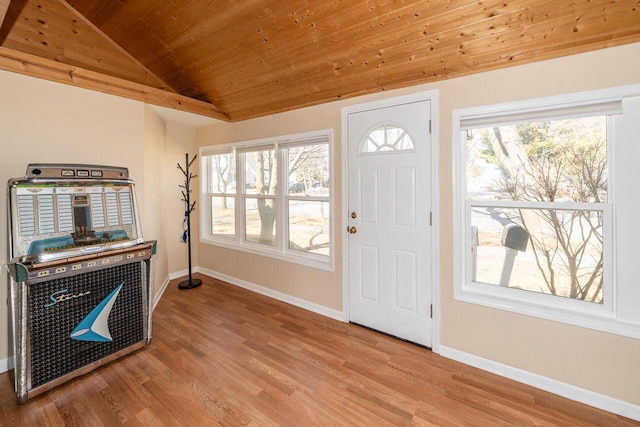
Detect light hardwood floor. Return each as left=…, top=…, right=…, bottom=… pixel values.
left=0, top=274, right=637, bottom=426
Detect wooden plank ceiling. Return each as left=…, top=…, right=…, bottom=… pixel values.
left=0, top=0, right=639, bottom=122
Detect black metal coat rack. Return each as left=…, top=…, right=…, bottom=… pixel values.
left=178, top=153, right=202, bottom=289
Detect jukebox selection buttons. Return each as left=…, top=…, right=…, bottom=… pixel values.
left=27, top=245, right=153, bottom=281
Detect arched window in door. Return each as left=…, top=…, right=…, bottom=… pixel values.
left=359, top=122, right=415, bottom=154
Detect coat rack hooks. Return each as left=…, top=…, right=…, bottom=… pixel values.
left=178, top=153, right=202, bottom=289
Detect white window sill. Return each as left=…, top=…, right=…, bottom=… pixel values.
left=200, top=236, right=334, bottom=272
left=454, top=285, right=640, bottom=340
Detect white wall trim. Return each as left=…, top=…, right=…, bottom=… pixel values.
left=197, top=267, right=344, bottom=321
left=440, top=345, right=640, bottom=422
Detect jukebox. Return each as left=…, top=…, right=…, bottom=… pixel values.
left=5, top=164, right=156, bottom=403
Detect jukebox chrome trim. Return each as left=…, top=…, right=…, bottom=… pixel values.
left=6, top=263, right=29, bottom=403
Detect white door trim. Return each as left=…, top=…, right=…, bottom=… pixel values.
left=341, top=90, right=441, bottom=353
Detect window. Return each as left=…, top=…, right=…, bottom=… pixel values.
left=206, top=150, right=236, bottom=238
left=453, top=86, right=640, bottom=338
left=467, top=115, right=610, bottom=305
left=244, top=147, right=276, bottom=245
left=201, top=130, right=332, bottom=270
left=286, top=144, right=330, bottom=256
left=360, top=122, right=415, bottom=153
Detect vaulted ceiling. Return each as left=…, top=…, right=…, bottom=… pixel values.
left=0, top=0, right=639, bottom=122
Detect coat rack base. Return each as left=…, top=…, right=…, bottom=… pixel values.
left=179, top=278, right=202, bottom=289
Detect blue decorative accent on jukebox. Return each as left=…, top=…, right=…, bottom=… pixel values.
left=27, top=230, right=129, bottom=256
left=70, top=282, right=124, bottom=342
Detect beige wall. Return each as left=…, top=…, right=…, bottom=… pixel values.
left=165, top=123, right=199, bottom=276
left=0, top=71, right=191, bottom=362
left=143, top=106, right=169, bottom=294
left=197, top=42, right=640, bottom=406
left=434, top=44, right=640, bottom=406
left=0, top=71, right=140, bottom=363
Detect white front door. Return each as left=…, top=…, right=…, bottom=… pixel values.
left=346, top=98, right=433, bottom=347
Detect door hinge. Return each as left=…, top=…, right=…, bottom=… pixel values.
left=429, top=212, right=432, bottom=226
left=430, top=304, right=433, bottom=318
left=428, top=119, right=432, bottom=134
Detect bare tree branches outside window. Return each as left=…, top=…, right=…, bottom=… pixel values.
left=467, top=116, right=607, bottom=303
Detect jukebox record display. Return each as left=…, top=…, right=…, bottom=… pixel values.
left=5, top=164, right=156, bottom=403
left=9, top=167, right=142, bottom=262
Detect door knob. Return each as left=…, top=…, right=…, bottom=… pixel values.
left=351, top=212, right=357, bottom=219
left=348, top=226, right=357, bottom=234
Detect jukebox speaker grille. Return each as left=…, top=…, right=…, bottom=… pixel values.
left=28, top=262, right=144, bottom=388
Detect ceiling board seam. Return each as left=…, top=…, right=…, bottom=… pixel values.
left=57, top=0, right=180, bottom=95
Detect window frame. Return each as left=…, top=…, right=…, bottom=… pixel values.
left=200, top=129, right=333, bottom=271
left=452, top=85, right=640, bottom=339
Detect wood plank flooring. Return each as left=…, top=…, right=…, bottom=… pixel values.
left=0, top=274, right=637, bottom=426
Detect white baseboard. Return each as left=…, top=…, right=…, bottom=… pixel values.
left=169, top=268, right=190, bottom=280
left=439, top=345, right=640, bottom=422
left=153, top=275, right=172, bottom=310
left=0, top=357, right=11, bottom=373
left=197, top=267, right=344, bottom=321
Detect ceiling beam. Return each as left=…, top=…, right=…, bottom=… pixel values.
left=0, top=0, right=9, bottom=29
left=0, top=46, right=230, bottom=121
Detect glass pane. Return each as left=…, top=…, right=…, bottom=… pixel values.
left=471, top=206, right=604, bottom=304
left=361, top=123, right=415, bottom=153
left=245, top=197, right=275, bottom=245
left=466, top=116, right=607, bottom=203
left=211, top=196, right=235, bottom=238
left=287, top=144, right=329, bottom=196
left=245, top=149, right=276, bottom=195
left=288, top=200, right=330, bottom=256
left=209, top=153, right=236, bottom=193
